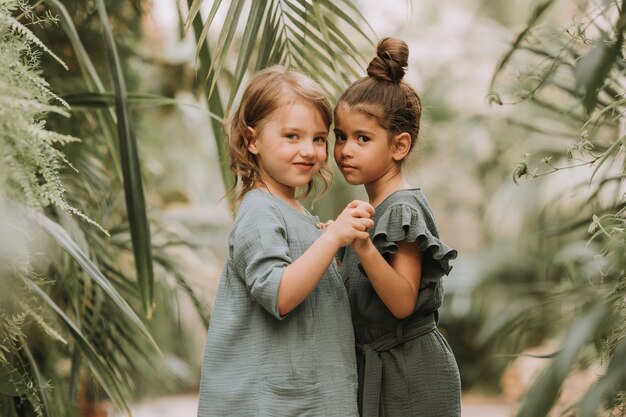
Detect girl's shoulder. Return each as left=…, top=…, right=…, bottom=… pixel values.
left=375, top=188, right=433, bottom=218
left=234, top=190, right=284, bottom=224
left=237, top=189, right=319, bottom=226
left=238, top=188, right=276, bottom=210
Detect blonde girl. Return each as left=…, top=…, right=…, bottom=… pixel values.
left=198, top=65, right=374, bottom=417
left=334, top=38, right=461, bottom=417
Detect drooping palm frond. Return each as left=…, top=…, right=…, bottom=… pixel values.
left=185, top=0, right=375, bottom=111
left=182, top=0, right=374, bottom=206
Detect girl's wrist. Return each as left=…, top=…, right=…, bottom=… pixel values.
left=318, top=227, right=342, bottom=250
left=353, top=238, right=375, bottom=258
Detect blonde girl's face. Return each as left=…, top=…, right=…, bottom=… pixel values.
left=333, top=104, right=397, bottom=186
left=247, top=99, right=328, bottom=199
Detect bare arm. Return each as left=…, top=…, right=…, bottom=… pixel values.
left=352, top=238, right=422, bottom=319
left=277, top=202, right=374, bottom=315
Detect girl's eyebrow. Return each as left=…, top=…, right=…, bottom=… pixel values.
left=333, top=128, right=374, bottom=136
left=284, top=126, right=328, bottom=136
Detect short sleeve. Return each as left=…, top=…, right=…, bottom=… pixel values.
left=371, top=204, right=457, bottom=285
left=230, top=203, right=291, bottom=319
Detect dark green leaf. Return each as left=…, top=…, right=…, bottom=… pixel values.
left=97, top=0, right=155, bottom=318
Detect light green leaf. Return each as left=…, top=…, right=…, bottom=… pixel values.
left=24, top=280, right=132, bottom=416
left=34, top=214, right=156, bottom=350
left=516, top=304, right=607, bottom=417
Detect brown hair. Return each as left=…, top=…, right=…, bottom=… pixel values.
left=227, top=65, right=332, bottom=209
left=337, top=37, right=422, bottom=154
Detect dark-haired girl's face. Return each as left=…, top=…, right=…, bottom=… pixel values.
left=333, top=105, right=397, bottom=186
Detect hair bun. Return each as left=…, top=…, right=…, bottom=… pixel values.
left=366, top=37, right=409, bottom=83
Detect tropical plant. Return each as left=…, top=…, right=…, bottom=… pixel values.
left=0, top=0, right=207, bottom=415
left=480, top=0, right=626, bottom=415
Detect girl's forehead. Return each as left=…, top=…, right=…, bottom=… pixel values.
left=336, top=104, right=382, bottom=125
left=272, top=99, right=327, bottom=126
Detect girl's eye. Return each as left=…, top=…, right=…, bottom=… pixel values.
left=335, top=134, right=346, bottom=142
left=313, top=136, right=327, bottom=143
left=286, top=134, right=298, bottom=140
left=358, top=136, right=370, bottom=143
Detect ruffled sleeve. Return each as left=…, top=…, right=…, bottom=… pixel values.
left=371, top=203, right=457, bottom=286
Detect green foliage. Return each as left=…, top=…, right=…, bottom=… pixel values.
left=484, top=0, right=626, bottom=414
left=0, top=1, right=208, bottom=415
left=0, top=0, right=104, bottom=232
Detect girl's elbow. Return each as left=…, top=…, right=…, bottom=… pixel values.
left=277, top=300, right=294, bottom=316
left=390, top=300, right=416, bottom=319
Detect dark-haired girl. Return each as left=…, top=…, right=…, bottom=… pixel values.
left=334, top=38, right=462, bottom=417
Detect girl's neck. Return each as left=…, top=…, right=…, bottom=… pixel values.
left=364, top=169, right=412, bottom=208
left=255, top=182, right=304, bottom=213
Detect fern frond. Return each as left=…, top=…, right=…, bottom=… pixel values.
left=0, top=13, right=68, bottom=70
left=19, top=301, right=67, bottom=345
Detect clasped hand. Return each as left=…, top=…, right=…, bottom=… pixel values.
left=321, top=200, right=374, bottom=247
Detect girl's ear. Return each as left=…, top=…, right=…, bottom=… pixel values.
left=245, top=127, right=259, bottom=155
left=392, top=132, right=412, bottom=161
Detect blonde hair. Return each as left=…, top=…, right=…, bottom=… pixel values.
left=227, top=65, right=332, bottom=210
left=337, top=37, right=422, bottom=156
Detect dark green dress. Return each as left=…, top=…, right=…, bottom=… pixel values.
left=198, top=189, right=358, bottom=417
left=338, top=189, right=461, bottom=417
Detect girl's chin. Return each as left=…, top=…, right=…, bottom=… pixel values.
left=343, top=177, right=365, bottom=185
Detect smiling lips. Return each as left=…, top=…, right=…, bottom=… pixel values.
left=294, top=162, right=315, bottom=171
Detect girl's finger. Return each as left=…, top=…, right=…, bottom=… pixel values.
left=355, top=231, right=370, bottom=240
left=347, top=199, right=367, bottom=209
left=351, top=220, right=367, bottom=231
left=354, top=217, right=374, bottom=228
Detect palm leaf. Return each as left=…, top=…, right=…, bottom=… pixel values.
left=44, top=0, right=123, bottom=181
left=226, top=0, right=266, bottom=111
left=24, top=280, right=133, bottom=416
left=96, top=0, right=155, bottom=318
left=190, top=0, right=225, bottom=73
left=205, top=0, right=246, bottom=97
left=34, top=214, right=156, bottom=350
left=577, top=334, right=626, bottom=417
left=186, top=0, right=232, bottom=194
left=516, top=304, right=608, bottom=417
left=489, top=0, right=556, bottom=93
left=255, top=4, right=282, bottom=70
left=60, top=91, right=223, bottom=121
left=187, top=0, right=374, bottom=98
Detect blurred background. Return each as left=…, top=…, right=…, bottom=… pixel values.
left=1, top=0, right=625, bottom=416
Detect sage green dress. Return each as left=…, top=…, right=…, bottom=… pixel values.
left=338, top=189, right=461, bottom=417
left=198, top=189, right=358, bottom=417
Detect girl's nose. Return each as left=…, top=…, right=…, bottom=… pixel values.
left=341, top=141, right=354, bottom=157
left=299, top=140, right=315, bottom=156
